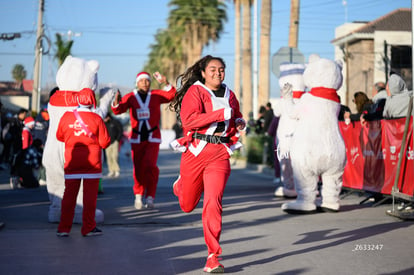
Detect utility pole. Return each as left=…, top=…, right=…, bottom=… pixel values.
left=32, top=0, right=44, bottom=114
left=288, top=0, right=300, bottom=49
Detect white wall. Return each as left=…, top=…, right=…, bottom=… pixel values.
left=0, top=95, right=30, bottom=112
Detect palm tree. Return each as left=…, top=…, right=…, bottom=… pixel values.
left=234, top=0, right=242, bottom=103
left=11, top=64, right=27, bottom=87
left=144, top=29, right=185, bottom=129
left=168, top=0, right=227, bottom=66
left=241, top=0, right=252, bottom=120
left=258, top=0, right=271, bottom=107
left=54, top=33, right=73, bottom=66
left=144, top=0, right=228, bottom=130
left=144, top=29, right=185, bottom=84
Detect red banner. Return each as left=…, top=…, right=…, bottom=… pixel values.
left=340, top=118, right=413, bottom=196
left=340, top=121, right=364, bottom=189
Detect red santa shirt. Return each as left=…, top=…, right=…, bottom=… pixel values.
left=111, top=85, right=176, bottom=144
left=22, top=127, right=33, bottom=150
left=22, top=116, right=36, bottom=149
left=180, top=81, right=243, bottom=156
left=56, top=107, right=111, bottom=179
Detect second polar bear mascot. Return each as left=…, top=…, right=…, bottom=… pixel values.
left=273, top=62, right=306, bottom=198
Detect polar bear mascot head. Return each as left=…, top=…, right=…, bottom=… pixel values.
left=303, top=54, right=343, bottom=93
left=56, top=55, right=99, bottom=92
left=43, top=56, right=113, bottom=223
left=281, top=54, right=346, bottom=214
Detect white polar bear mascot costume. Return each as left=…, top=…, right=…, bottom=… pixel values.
left=273, top=62, right=306, bottom=198
left=281, top=55, right=346, bottom=214
left=43, top=56, right=114, bottom=223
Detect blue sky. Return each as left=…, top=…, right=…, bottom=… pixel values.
left=0, top=0, right=411, bottom=97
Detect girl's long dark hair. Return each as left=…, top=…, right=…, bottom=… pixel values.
left=169, top=55, right=226, bottom=122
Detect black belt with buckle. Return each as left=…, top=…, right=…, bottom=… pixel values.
left=192, top=133, right=230, bottom=144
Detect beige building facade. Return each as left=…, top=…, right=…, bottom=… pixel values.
left=331, top=8, right=412, bottom=111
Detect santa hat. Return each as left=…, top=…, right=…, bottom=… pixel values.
left=77, top=88, right=97, bottom=108
left=136, top=72, right=151, bottom=85
left=24, top=117, right=35, bottom=127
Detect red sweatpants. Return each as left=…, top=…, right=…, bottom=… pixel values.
left=131, top=141, right=160, bottom=198
left=58, top=178, right=99, bottom=235
left=175, top=143, right=231, bottom=255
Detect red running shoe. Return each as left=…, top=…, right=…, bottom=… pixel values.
left=203, top=253, right=224, bottom=273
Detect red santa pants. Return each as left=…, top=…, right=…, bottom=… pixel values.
left=175, top=143, right=230, bottom=255
left=131, top=141, right=160, bottom=198
left=58, top=178, right=99, bottom=235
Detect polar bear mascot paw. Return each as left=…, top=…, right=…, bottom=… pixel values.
left=43, top=55, right=112, bottom=223
left=281, top=54, right=346, bottom=214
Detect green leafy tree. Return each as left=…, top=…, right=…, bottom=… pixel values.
left=11, top=64, right=27, bottom=86
left=144, top=28, right=185, bottom=86
left=168, top=0, right=227, bottom=66
left=143, top=0, right=228, bottom=130
left=144, top=0, right=227, bottom=80
left=54, top=33, right=73, bottom=66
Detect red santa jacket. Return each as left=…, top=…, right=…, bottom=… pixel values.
left=56, top=107, right=111, bottom=179
left=111, top=85, right=176, bottom=144
left=22, top=127, right=33, bottom=150
left=180, top=81, right=243, bottom=156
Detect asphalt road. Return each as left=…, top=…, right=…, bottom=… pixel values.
left=0, top=149, right=413, bottom=275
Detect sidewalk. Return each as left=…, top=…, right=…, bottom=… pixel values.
left=0, top=150, right=413, bottom=275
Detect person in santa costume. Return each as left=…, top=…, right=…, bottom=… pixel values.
left=169, top=55, right=245, bottom=273
left=111, top=71, right=176, bottom=209
left=56, top=88, right=111, bottom=237
left=22, top=117, right=35, bottom=150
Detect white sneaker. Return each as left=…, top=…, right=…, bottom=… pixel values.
left=114, top=171, right=120, bottom=178
left=134, top=194, right=143, bottom=210
left=274, top=186, right=297, bottom=198
left=10, top=177, right=19, bottom=189
left=146, top=196, right=154, bottom=209
left=274, top=186, right=284, bottom=197
left=107, top=172, right=114, bottom=177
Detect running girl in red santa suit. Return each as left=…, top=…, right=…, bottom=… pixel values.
left=169, top=55, right=246, bottom=273
left=111, top=71, right=176, bottom=209
left=56, top=88, right=111, bottom=237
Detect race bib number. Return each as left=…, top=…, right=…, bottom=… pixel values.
left=137, top=109, right=150, bottom=120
